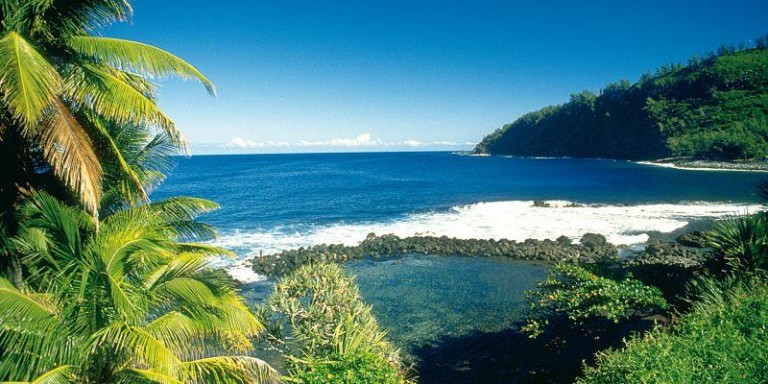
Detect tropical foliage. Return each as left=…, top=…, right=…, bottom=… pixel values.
left=707, top=213, right=768, bottom=275
left=0, top=3, right=280, bottom=382
left=476, top=39, right=768, bottom=161
left=0, top=0, right=213, bottom=216
left=0, top=192, right=278, bottom=383
left=578, top=278, right=768, bottom=384
left=522, top=264, right=668, bottom=338
left=267, top=263, right=411, bottom=384
left=576, top=182, right=768, bottom=383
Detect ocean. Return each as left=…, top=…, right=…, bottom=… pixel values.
left=154, top=151, right=764, bottom=280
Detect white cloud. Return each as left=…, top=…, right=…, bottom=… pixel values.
left=225, top=138, right=290, bottom=149
left=296, top=133, right=384, bottom=147
left=402, top=139, right=426, bottom=147
left=218, top=133, right=474, bottom=152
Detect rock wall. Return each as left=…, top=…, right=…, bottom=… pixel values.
left=251, top=232, right=619, bottom=276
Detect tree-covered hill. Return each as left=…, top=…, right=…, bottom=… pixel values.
left=476, top=40, right=768, bottom=161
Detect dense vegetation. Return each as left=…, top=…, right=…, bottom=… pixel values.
left=523, top=192, right=768, bottom=383
left=0, top=1, right=278, bottom=383
left=476, top=39, right=768, bottom=161
left=579, top=278, right=768, bottom=384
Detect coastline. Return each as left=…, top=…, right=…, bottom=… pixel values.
left=638, top=159, right=768, bottom=172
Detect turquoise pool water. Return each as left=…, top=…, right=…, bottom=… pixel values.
left=242, top=255, right=548, bottom=361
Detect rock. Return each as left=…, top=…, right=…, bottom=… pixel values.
left=250, top=232, right=621, bottom=276
left=676, top=231, right=708, bottom=248
left=579, top=233, right=607, bottom=248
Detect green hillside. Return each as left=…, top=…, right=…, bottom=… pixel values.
left=476, top=42, right=768, bottom=161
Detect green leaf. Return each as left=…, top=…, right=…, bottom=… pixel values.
left=0, top=31, right=62, bottom=128
left=67, top=36, right=215, bottom=95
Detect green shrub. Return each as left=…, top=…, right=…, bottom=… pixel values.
left=523, top=264, right=668, bottom=338
left=579, top=279, right=768, bottom=384
left=268, top=263, right=412, bottom=383
left=287, top=352, right=402, bottom=384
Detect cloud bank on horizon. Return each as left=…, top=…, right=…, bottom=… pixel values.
left=193, top=133, right=475, bottom=154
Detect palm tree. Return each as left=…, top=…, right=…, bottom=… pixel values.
left=0, top=192, right=278, bottom=383
left=0, top=0, right=214, bottom=216
left=97, top=122, right=178, bottom=216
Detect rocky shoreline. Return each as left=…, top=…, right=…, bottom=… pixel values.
left=642, top=158, right=768, bottom=172
left=249, top=232, right=712, bottom=277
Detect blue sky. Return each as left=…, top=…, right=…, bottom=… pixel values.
left=109, top=0, right=768, bottom=154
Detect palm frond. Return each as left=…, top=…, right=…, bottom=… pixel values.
left=40, top=0, right=132, bottom=36
left=91, top=322, right=183, bottom=378
left=183, top=356, right=279, bottom=384
left=144, top=311, right=206, bottom=358
left=38, top=99, right=102, bottom=215
left=157, top=277, right=220, bottom=310
left=0, top=278, right=69, bottom=382
left=114, top=368, right=183, bottom=384
left=88, top=117, right=149, bottom=211
left=68, top=36, right=215, bottom=95
left=16, top=192, right=91, bottom=262
left=148, top=197, right=220, bottom=241
left=148, top=197, right=220, bottom=222
left=0, top=32, right=62, bottom=128
left=175, top=243, right=234, bottom=257
left=29, top=365, right=76, bottom=384
left=65, top=63, right=187, bottom=151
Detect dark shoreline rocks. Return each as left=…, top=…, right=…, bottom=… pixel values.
left=249, top=232, right=712, bottom=277
left=648, top=158, right=768, bottom=172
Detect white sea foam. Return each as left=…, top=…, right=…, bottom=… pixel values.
left=215, top=200, right=761, bottom=282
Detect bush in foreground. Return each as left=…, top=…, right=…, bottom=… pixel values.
left=579, top=278, right=768, bottom=384
left=268, top=263, right=411, bottom=383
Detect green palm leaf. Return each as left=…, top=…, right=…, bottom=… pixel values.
left=66, top=63, right=187, bottom=151
left=92, top=322, right=183, bottom=378
left=183, top=356, right=279, bottom=384
left=27, top=365, right=76, bottom=384
left=113, top=368, right=183, bottom=384
left=89, top=116, right=149, bottom=205
left=0, top=32, right=62, bottom=128
left=68, top=36, right=215, bottom=95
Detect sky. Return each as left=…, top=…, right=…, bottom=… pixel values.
left=107, top=0, right=768, bottom=154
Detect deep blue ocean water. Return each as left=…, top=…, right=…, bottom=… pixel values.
left=155, top=152, right=763, bottom=234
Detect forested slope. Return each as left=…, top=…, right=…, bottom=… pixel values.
left=476, top=42, right=768, bottom=161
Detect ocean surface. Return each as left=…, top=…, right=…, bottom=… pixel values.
left=154, top=151, right=764, bottom=280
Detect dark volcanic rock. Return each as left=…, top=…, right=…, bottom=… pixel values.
left=251, top=233, right=620, bottom=277
left=675, top=231, right=708, bottom=248
left=579, top=233, right=607, bottom=248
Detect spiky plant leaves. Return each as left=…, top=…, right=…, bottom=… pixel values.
left=707, top=213, right=768, bottom=274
